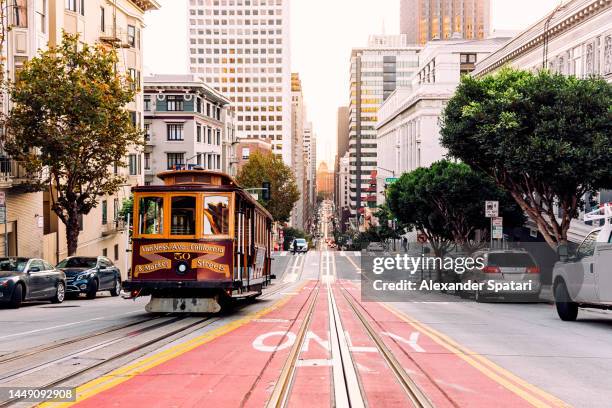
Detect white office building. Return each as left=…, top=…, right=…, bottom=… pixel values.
left=187, top=0, right=292, bottom=165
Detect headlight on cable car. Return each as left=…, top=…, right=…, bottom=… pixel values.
left=176, top=262, right=189, bottom=275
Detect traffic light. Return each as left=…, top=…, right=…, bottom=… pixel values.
left=262, top=181, right=271, bottom=201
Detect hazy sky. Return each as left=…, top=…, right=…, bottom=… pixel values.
left=143, top=0, right=561, bottom=166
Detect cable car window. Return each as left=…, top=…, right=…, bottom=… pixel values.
left=139, top=197, right=164, bottom=235
left=171, top=196, right=196, bottom=235
left=204, top=196, right=230, bottom=235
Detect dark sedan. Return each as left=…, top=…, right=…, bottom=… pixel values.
left=57, top=256, right=121, bottom=299
left=0, top=258, right=66, bottom=308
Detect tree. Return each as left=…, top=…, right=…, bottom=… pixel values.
left=386, top=161, right=524, bottom=254
left=2, top=33, right=143, bottom=256
left=440, top=68, right=612, bottom=248
left=237, top=151, right=300, bottom=223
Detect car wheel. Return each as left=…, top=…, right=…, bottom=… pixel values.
left=51, top=282, right=65, bottom=304
left=86, top=279, right=98, bottom=299
left=554, top=282, right=578, bottom=321
left=9, top=284, right=23, bottom=309
left=475, top=286, right=487, bottom=303
left=110, top=277, right=121, bottom=297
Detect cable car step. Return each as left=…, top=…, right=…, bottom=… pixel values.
left=232, top=290, right=262, bottom=299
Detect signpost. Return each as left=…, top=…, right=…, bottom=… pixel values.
left=485, top=201, right=500, bottom=248
left=385, top=177, right=398, bottom=184
left=0, top=192, right=6, bottom=256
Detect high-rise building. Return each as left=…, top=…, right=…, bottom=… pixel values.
left=400, top=0, right=491, bottom=45
left=143, top=74, right=232, bottom=185
left=316, top=162, right=334, bottom=199
left=303, top=123, right=316, bottom=230
left=349, top=36, right=420, bottom=222
left=187, top=0, right=292, bottom=165
left=335, top=106, right=349, bottom=212
left=290, top=73, right=307, bottom=230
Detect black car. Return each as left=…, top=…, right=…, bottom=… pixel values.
left=0, top=257, right=66, bottom=308
left=57, top=256, right=122, bottom=299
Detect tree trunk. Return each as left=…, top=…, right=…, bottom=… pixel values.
left=66, top=207, right=81, bottom=256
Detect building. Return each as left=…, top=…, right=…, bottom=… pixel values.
left=376, top=38, right=509, bottom=204
left=337, top=153, right=351, bottom=232
left=316, top=162, right=334, bottom=199
left=235, top=138, right=273, bottom=170
left=0, top=1, right=159, bottom=276
left=187, top=0, right=292, bottom=165
left=400, top=0, right=491, bottom=45
left=303, top=123, right=316, bottom=230
left=349, top=36, right=421, bottom=224
left=334, top=106, right=349, bottom=212
left=471, top=0, right=612, bottom=242
left=143, top=74, right=231, bottom=185
left=290, top=73, right=307, bottom=230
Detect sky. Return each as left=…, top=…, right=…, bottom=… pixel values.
left=143, top=0, right=562, bottom=166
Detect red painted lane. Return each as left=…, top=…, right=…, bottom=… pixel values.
left=339, top=280, right=534, bottom=408
left=285, top=284, right=332, bottom=407
left=331, top=283, right=418, bottom=408
left=72, top=282, right=318, bottom=408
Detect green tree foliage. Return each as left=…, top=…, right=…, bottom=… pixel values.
left=386, top=161, right=524, bottom=254
left=2, top=33, right=143, bottom=256
left=440, top=68, right=612, bottom=247
left=237, top=151, right=300, bottom=223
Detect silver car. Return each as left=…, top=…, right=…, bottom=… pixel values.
left=460, top=249, right=541, bottom=302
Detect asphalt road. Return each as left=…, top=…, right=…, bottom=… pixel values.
left=1, top=250, right=611, bottom=407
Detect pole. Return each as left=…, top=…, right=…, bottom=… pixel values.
left=490, top=217, right=493, bottom=249
left=124, top=212, right=130, bottom=280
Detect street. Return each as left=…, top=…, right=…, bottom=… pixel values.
left=1, top=246, right=612, bottom=407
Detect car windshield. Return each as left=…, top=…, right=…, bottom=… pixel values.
left=296, top=239, right=307, bottom=244
left=57, top=257, right=97, bottom=269
left=488, top=253, right=536, bottom=267
left=0, top=258, right=28, bottom=272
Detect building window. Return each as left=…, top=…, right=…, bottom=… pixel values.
left=460, top=53, right=477, bottom=64
left=144, top=152, right=150, bottom=170
left=36, top=0, right=46, bottom=33
left=65, top=0, right=76, bottom=12
left=13, top=0, right=27, bottom=28
left=144, top=123, right=150, bottom=141
left=127, top=25, right=136, bottom=47
left=207, top=127, right=212, bottom=144
left=144, top=96, right=151, bottom=111
left=167, top=153, right=185, bottom=170
left=114, top=244, right=119, bottom=261
left=100, top=6, right=105, bottom=31
left=167, top=95, right=184, bottom=111
left=128, top=154, right=141, bottom=175
left=102, top=200, right=108, bottom=225
left=167, top=123, right=184, bottom=141
left=114, top=198, right=119, bottom=221
left=102, top=248, right=108, bottom=257
left=216, top=130, right=221, bottom=145
left=242, top=148, right=250, bottom=160
left=197, top=125, right=202, bottom=142
left=79, top=0, right=84, bottom=15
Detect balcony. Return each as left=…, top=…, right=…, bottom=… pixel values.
left=99, top=26, right=132, bottom=49
left=101, top=219, right=127, bottom=237
left=0, top=158, right=39, bottom=189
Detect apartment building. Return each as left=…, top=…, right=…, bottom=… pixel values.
left=349, top=36, right=420, bottom=222
left=334, top=106, right=349, bottom=213
left=303, top=122, right=316, bottom=230
left=472, top=0, right=612, bottom=243
left=187, top=0, right=292, bottom=165
left=235, top=137, right=273, bottom=171
left=400, top=0, right=491, bottom=45
left=0, top=0, right=159, bottom=276
left=376, top=38, right=509, bottom=205
left=143, top=74, right=231, bottom=185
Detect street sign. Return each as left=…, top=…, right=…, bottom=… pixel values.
left=417, top=233, right=428, bottom=244
left=385, top=177, right=398, bottom=184
left=492, top=217, right=503, bottom=239
left=485, top=201, right=499, bottom=218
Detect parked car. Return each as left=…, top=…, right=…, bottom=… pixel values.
left=366, top=242, right=385, bottom=253
left=552, top=203, right=612, bottom=321
left=57, top=256, right=121, bottom=299
left=0, top=257, right=66, bottom=308
left=459, top=249, right=541, bottom=302
left=291, top=238, right=308, bottom=254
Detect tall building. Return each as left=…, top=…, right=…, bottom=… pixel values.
left=316, top=162, right=334, bottom=199
left=187, top=0, right=292, bottom=165
left=143, top=75, right=232, bottom=185
left=400, top=0, right=491, bottom=45
left=0, top=0, right=160, bottom=274
left=290, top=73, right=307, bottom=230
left=334, top=106, right=349, bottom=213
left=349, top=36, right=420, bottom=223
left=303, top=123, right=316, bottom=230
